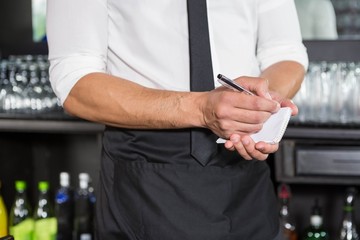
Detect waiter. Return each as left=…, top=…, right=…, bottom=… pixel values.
left=46, top=0, right=308, bottom=239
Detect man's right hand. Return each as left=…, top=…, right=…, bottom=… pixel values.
left=200, top=76, right=280, bottom=140
left=198, top=76, right=281, bottom=160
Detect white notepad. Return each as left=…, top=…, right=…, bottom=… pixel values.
left=250, top=107, right=292, bottom=144
left=216, top=107, right=292, bottom=144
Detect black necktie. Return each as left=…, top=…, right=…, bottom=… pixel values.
left=187, top=0, right=218, bottom=166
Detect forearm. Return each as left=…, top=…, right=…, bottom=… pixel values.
left=63, top=72, right=206, bottom=129
left=260, top=60, right=306, bottom=99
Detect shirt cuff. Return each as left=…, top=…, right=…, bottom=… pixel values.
left=257, top=44, right=309, bottom=72
left=49, top=56, right=106, bottom=105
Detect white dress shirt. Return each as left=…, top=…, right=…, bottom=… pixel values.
left=47, top=0, right=308, bottom=104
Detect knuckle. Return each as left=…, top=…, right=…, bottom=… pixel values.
left=215, top=106, right=228, bottom=119
left=251, top=124, right=263, bottom=133
left=253, top=111, right=271, bottom=124
left=252, top=98, right=263, bottom=110
left=252, top=112, right=263, bottom=123
left=218, top=121, right=229, bottom=132
left=259, top=77, right=268, bottom=86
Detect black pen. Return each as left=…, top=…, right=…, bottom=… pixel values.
left=217, top=74, right=255, bottom=96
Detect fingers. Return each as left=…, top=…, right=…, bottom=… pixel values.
left=281, top=99, right=298, bottom=116
left=204, top=88, right=280, bottom=139
left=234, top=76, right=272, bottom=100
left=255, top=141, right=279, bottom=155
left=229, top=78, right=280, bottom=114
left=207, top=75, right=295, bottom=143
left=268, top=91, right=298, bottom=116
left=224, top=134, right=278, bottom=161
left=229, top=134, right=253, bottom=160
left=215, top=76, right=283, bottom=160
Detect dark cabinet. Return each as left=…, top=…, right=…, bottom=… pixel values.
left=276, top=127, right=360, bottom=185
left=0, top=118, right=103, bottom=215
left=275, top=126, right=360, bottom=238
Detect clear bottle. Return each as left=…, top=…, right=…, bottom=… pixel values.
left=278, top=183, right=298, bottom=240
left=55, top=172, right=74, bottom=240
left=73, top=173, right=94, bottom=240
left=9, top=180, right=33, bottom=240
left=339, top=187, right=359, bottom=240
left=33, top=181, right=57, bottom=240
left=0, top=180, right=8, bottom=237
left=303, top=199, right=328, bottom=240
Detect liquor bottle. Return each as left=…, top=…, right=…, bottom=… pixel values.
left=278, top=183, right=298, bottom=240
left=9, top=181, right=34, bottom=240
left=0, top=180, right=8, bottom=237
left=55, top=172, right=74, bottom=240
left=339, top=187, right=359, bottom=240
left=303, top=199, right=328, bottom=240
left=33, top=181, right=57, bottom=240
left=88, top=177, right=96, bottom=207
left=73, top=173, right=94, bottom=240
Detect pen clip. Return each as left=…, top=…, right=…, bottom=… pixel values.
left=217, top=74, right=254, bottom=96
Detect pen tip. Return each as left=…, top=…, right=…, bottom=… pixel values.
left=217, top=74, right=222, bottom=78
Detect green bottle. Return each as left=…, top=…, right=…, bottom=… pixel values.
left=9, top=181, right=34, bottom=240
left=33, top=181, right=57, bottom=240
left=303, top=199, right=328, bottom=240
left=0, top=180, right=8, bottom=237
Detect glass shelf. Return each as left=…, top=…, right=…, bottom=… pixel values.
left=0, top=118, right=104, bottom=133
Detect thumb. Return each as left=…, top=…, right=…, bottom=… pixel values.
left=236, top=77, right=272, bottom=100
left=253, top=78, right=272, bottom=100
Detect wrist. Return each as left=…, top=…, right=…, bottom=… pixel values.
left=181, top=91, right=208, bottom=128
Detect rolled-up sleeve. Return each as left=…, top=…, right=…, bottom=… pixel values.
left=46, top=0, right=108, bottom=104
left=256, top=0, right=309, bottom=71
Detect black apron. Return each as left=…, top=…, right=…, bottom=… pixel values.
left=95, top=127, right=279, bottom=240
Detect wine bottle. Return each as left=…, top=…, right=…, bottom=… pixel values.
left=8, top=181, right=33, bottom=240
left=278, top=183, right=298, bottom=240
left=303, top=199, right=328, bottom=240
left=73, top=173, right=94, bottom=240
left=33, top=181, right=57, bottom=240
left=0, top=180, right=8, bottom=237
left=339, top=187, right=359, bottom=240
left=55, top=172, right=74, bottom=240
